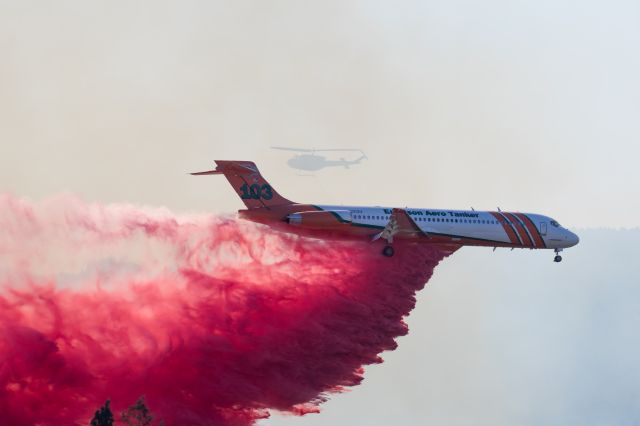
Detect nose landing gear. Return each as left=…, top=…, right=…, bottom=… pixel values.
left=554, top=248, right=563, bottom=263
left=382, top=245, right=395, bottom=257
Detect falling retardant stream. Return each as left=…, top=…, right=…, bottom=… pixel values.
left=0, top=194, right=456, bottom=425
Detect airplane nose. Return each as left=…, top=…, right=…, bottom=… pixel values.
left=566, top=231, right=580, bottom=247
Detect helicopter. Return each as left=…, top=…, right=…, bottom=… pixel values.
left=271, top=147, right=367, bottom=172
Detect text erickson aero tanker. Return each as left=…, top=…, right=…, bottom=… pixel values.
left=193, top=161, right=579, bottom=262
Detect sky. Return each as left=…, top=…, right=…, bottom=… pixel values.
left=1, top=1, right=639, bottom=425
left=0, top=0, right=638, bottom=228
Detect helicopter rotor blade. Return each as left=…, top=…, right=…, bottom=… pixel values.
left=271, top=146, right=315, bottom=153
left=308, top=148, right=364, bottom=153
left=272, top=146, right=365, bottom=154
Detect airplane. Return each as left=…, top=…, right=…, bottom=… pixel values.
left=271, top=147, right=367, bottom=172
left=192, top=160, right=580, bottom=262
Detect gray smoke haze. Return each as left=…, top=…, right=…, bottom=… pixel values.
left=1, top=1, right=638, bottom=424
left=264, top=229, right=640, bottom=426
left=0, top=1, right=639, bottom=227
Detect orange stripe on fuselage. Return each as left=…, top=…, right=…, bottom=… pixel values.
left=490, top=212, right=519, bottom=246
left=503, top=212, right=534, bottom=247
left=515, top=213, right=545, bottom=248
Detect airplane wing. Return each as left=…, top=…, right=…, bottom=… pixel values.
left=372, top=208, right=427, bottom=243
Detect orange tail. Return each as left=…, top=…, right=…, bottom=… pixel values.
left=192, top=161, right=293, bottom=209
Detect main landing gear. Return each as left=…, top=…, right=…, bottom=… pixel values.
left=382, top=245, right=395, bottom=257
left=554, top=248, right=563, bottom=263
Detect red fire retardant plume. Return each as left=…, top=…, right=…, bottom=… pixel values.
left=0, top=195, right=454, bottom=425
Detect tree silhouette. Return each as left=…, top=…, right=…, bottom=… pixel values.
left=90, top=400, right=114, bottom=426
left=121, top=396, right=157, bottom=426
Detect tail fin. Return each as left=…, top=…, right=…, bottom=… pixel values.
left=191, top=161, right=293, bottom=209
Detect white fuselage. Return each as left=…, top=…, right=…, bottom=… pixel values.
left=316, top=205, right=579, bottom=249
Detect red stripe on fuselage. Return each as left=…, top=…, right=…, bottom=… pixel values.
left=515, top=213, right=546, bottom=248
left=490, top=212, right=519, bottom=246
left=503, top=212, right=534, bottom=247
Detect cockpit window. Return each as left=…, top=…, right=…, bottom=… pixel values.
left=550, top=220, right=561, bottom=228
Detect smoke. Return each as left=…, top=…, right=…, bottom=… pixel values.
left=0, top=194, right=453, bottom=425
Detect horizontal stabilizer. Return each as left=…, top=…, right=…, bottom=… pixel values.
left=191, top=161, right=293, bottom=209
left=190, top=169, right=223, bottom=175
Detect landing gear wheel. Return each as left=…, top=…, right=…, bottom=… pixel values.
left=382, top=246, right=395, bottom=257
left=554, top=255, right=562, bottom=263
